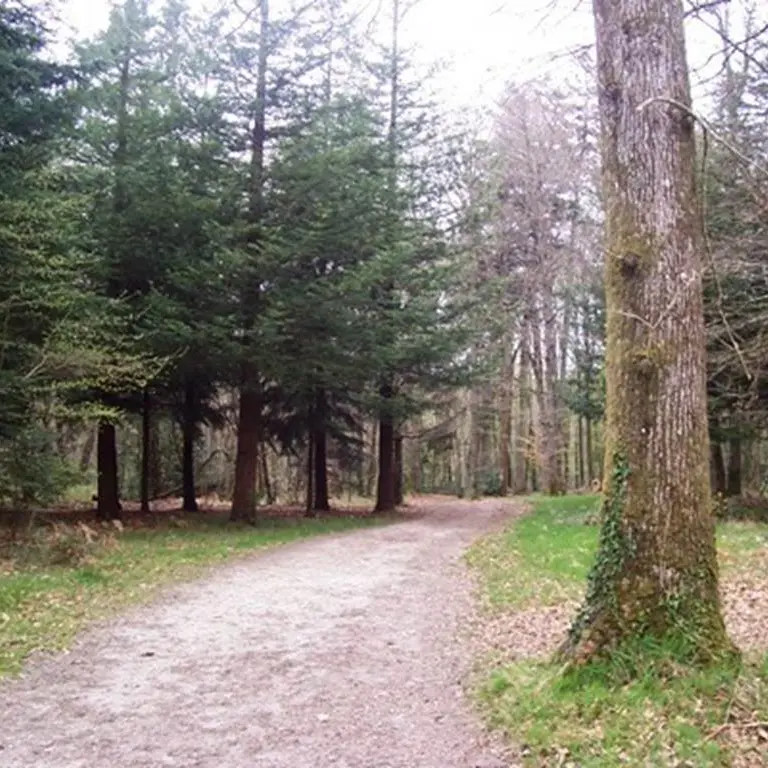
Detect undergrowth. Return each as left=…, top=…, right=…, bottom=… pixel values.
left=469, top=495, right=768, bottom=767
left=0, top=514, right=384, bottom=678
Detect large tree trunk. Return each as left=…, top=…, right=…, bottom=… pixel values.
left=140, top=389, right=151, bottom=515
left=726, top=437, right=742, bottom=497
left=231, top=387, right=261, bottom=522
left=231, top=0, right=268, bottom=524
left=182, top=382, right=198, bottom=513
left=563, top=0, right=730, bottom=661
left=96, top=421, right=121, bottom=521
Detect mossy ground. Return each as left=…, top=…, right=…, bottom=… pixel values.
left=468, top=495, right=768, bottom=767
left=0, top=513, right=386, bottom=678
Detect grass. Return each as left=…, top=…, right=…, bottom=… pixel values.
left=0, top=514, right=385, bottom=678
left=468, top=494, right=768, bottom=767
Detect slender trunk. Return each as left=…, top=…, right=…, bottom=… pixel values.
left=376, top=388, right=396, bottom=512
left=585, top=416, right=594, bottom=486
left=514, top=333, right=530, bottom=493
left=727, top=438, right=742, bottom=497
left=79, top=428, right=96, bottom=473
left=711, top=441, right=726, bottom=496
left=96, top=421, right=121, bottom=521
left=140, top=390, right=151, bottom=515
left=182, top=382, right=198, bottom=513
left=305, top=437, right=314, bottom=516
left=499, top=344, right=514, bottom=496
left=313, top=428, right=330, bottom=512
left=394, top=433, right=404, bottom=505
left=261, top=449, right=274, bottom=505
left=563, top=0, right=730, bottom=660
left=578, top=416, right=585, bottom=488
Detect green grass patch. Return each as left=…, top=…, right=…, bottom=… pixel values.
left=466, top=494, right=600, bottom=609
left=0, top=514, right=384, bottom=678
left=469, top=494, right=768, bottom=767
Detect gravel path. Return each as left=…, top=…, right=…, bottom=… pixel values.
left=0, top=498, right=518, bottom=768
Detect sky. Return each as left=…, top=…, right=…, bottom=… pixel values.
left=54, top=0, right=732, bottom=111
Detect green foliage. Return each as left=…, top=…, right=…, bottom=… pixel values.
left=0, top=427, right=80, bottom=510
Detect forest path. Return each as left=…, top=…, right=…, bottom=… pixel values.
left=1, top=498, right=521, bottom=768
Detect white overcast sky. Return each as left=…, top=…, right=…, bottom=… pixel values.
left=54, top=0, right=729, bottom=111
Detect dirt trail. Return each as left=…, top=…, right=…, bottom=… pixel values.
left=0, top=498, right=519, bottom=768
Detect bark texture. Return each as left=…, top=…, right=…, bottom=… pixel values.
left=564, top=0, right=731, bottom=660
left=96, top=421, right=121, bottom=521
left=230, top=0, right=268, bottom=523
left=182, top=383, right=198, bottom=513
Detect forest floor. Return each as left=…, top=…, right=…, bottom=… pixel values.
left=468, top=495, right=768, bottom=767
left=0, top=497, right=520, bottom=768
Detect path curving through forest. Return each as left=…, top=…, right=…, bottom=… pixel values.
left=0, top=498, right=519, bottom=768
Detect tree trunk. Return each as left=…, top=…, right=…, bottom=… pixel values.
left=586, top=416, right=594, bottom=486
left=182, top=383, right=198, bottom=513
left=711, top=441, right=726, bottom=496
left=375, top=388, right=396, bottom=512
left=96, top=421, right=121, bottom=521
left=79, top=427, right=96, bottom=473
left=727, top=438, right=742, bottom=497
left=261, top=449, right=274, bottom=505
left=231, top=0, right=268, bottom=523
left=514, top=333, right=531, bottom=493
left=313, top=428, right=330, bottom=512
left=140, top=389, right=151, bottom=515
left=578, top=416, right=586, bottom=488
left=231, top=387, right=260, bottom=522
left=499, top=343, right=514, bottom=496
left=305, top=437, right=314, bottom=516
left=394, top=433, right=404, bottom=505
left=563, top=0, right=730, bottom=661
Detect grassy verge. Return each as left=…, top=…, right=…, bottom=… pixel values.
left=468, top=495, right=768, bottom=767
left=0, top=514, right=384, bottom=678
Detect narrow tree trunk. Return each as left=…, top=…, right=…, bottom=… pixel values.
left=305, top=437, right=314, bottom=516
left=563, top=0, right=730, bottom=661
left=578, top=416, right=586, bottom=488
left=261, top=449, right=274, bottom=505
left=376, top=388, right=396, bottom=512
left=313, top=428, right=330, bottom=512
left=514, top=334, right=530, bottom=493
left=140, top=389, right=151, bottom=515
left=711, top=441, right=726, bottom=496
left=727, top=438, right=742, bottom=497
left=499, top=344, right=514, bottom=496
left=79, top=427, right=96, bottom=473
left=97, top=421, right=121, bottom=521
left=394, top=433, right=404, bottom=505
left=182, top=383, right=198, bottom=513
left=585, top=416, right=594, bottom=486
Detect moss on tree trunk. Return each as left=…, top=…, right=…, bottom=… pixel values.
left=562, top=0, right=733, bottom=663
